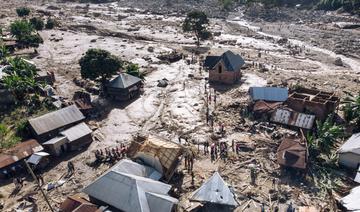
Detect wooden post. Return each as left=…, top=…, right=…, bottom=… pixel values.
left=24, top=160, right=55, bottom=212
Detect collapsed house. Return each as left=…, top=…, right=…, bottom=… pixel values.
left=277, top=137, right=308, bottom=169
left=204, top=50, right=245, bottom=84
left=286, top=87, right=339, bottom=121
left=338, top=133, right=360, bottom=169
left=60, top=194, right=99, bottom=212
left=28, top=105, right=85, bottom=142
left=106, top=73, right=143, bottom=101
left=83, top=159, right=178, bottom=212
left=189, top=172, right=238, bottom=212
left=127, top=135, right=184, bottom=181
left=0, top=139, right=43, bottom=179
left=43, top=122, right=93, bottom=156
left=73, top=91, right=94, bottom=116
left=340, top=186, right=360, bottom=211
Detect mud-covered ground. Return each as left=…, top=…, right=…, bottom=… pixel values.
left=1, top=0, right=360, bottom=211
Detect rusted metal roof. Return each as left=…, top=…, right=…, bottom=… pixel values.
left=277, top=138, right=307, bottom=169
left=60, top=122, right=92, bottom=142
left=60, top=195, right=98, bottom=212
left=271, top=108, right=315, bottom=129
left=29, top=105, right=85, bottom=136
left=253, top=100, right=283, bottom=114
left=0, top=139, right=43, bottom=169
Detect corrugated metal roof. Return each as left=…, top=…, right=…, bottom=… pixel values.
left=204, top=51, right=245, bottom=71
left=107, top=73, right=142, bottom=89
left=60, top=122, right=92, bottom=142
left=249, top=87, right=288, bottom=102
left=27, top=152, right=49, bottom=165
left=271, top=108, right=315, bottom=129
left=339, top=133, right=360, bottom=155
left=43, top=136, right=68, bottom=145
left=0, top=139, right=43, bottom=169
left=112, top=159, right=162, bottom=180
left=29, top=105, right=85, bottom=136
left=190, top=172, right=238, bottom=206
left=276, top=138, right=307, bottom=169
left=340, top=186, right=360, bottom=211
left=83, top=170, right=178, bottom=212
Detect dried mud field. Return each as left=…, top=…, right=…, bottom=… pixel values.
left=0, top=0, right=360, bottom=211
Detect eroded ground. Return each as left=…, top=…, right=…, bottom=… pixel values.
left=1, top=0, right=359, bottom=211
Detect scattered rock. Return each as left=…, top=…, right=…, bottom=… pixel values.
left=147, top=46, right=154, bottom=52
left=157, top=78, right=169, bottom=87
left=334, top=57, right=343, bottom=66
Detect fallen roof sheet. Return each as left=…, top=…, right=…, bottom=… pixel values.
left=83, top=169, right=178, bottom=212
left=271, top=108, right=315, bottom=129
left=249, top=87, right=288, bottom=102
left=29, top=105, right=85, bottom=135
left=112, top=159, right=162, bottom=180
left=190, top=172, right=238, bottom=207
left=107, top=73, right=142, bottom=89
left=253, top=100, right=283, bottom=114
left=60, top=122, right=92, bottom=142
left=277, top=138, right=307, bottom=169
left=0, top=139, right=43, bottom=169
left=341, top=186, right=360, bottom=211
left=338, top=133, right=360, bottom=155
left=27, top=152, right=50, bottom=165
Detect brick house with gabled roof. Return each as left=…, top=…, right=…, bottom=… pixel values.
left=204, top=50, right=245, bottom=84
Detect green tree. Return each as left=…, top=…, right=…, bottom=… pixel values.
left=0, top=45, right=9, bottom=60
left=126, top=63, right=145, bottom=80
left=79, top=49, right=122, bottom=85
left=45, top=18, right=56, bottom=29
left=342, top=92, right=360, bottom=132
left=182, top=11, right=211, bottom=46
left=30, top=17, right=44, bottom=31
left=16, top=7, right=30, bottom=17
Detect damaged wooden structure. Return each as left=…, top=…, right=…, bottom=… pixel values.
left=277, top=136, right=308, bottom=170
left=127, top=135, right=184, bottom=181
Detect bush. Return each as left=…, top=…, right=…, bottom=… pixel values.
left=15, top=119, right=30, bottom=138
left=10, top=20, right=34, bottom=40
left=45, top=18, right=56, bottom=29
left=19, top=34, right=44, bottom=47
left=16, top=7, right=30, bottom=17
left=30, top=17, right=44, bottom=31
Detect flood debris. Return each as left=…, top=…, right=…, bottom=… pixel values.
left=276, top=137, right=308, bottom=169
left=338, top=133, right=360, bottom=169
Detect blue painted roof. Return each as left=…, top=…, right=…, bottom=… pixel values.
left=249, top=87, right=288, bottom=102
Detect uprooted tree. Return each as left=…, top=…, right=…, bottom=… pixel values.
left=79, top=48, right=122, bottom=86
left=182, top=11, right=211, bottom=46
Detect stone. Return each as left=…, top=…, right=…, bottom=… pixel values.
left=334, top=57, right=343, bottom=66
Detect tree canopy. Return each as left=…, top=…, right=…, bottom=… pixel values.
left=182, top=11, right=211, bottom=46
left=79, top=49, right=122, bottom=84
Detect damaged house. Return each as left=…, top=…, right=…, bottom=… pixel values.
left=204, top=50, right=245, bottom=85
left=127, top=135, right=184, bottom=181
left=28, top=105, right=85, bottom=142
left=277, top=137, right=308, bottom=170
left=0, top=139, right=43, bottom=179
left=83, top=159, right=178, bottom=212
left=286, top=87, right=339, bottom=121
